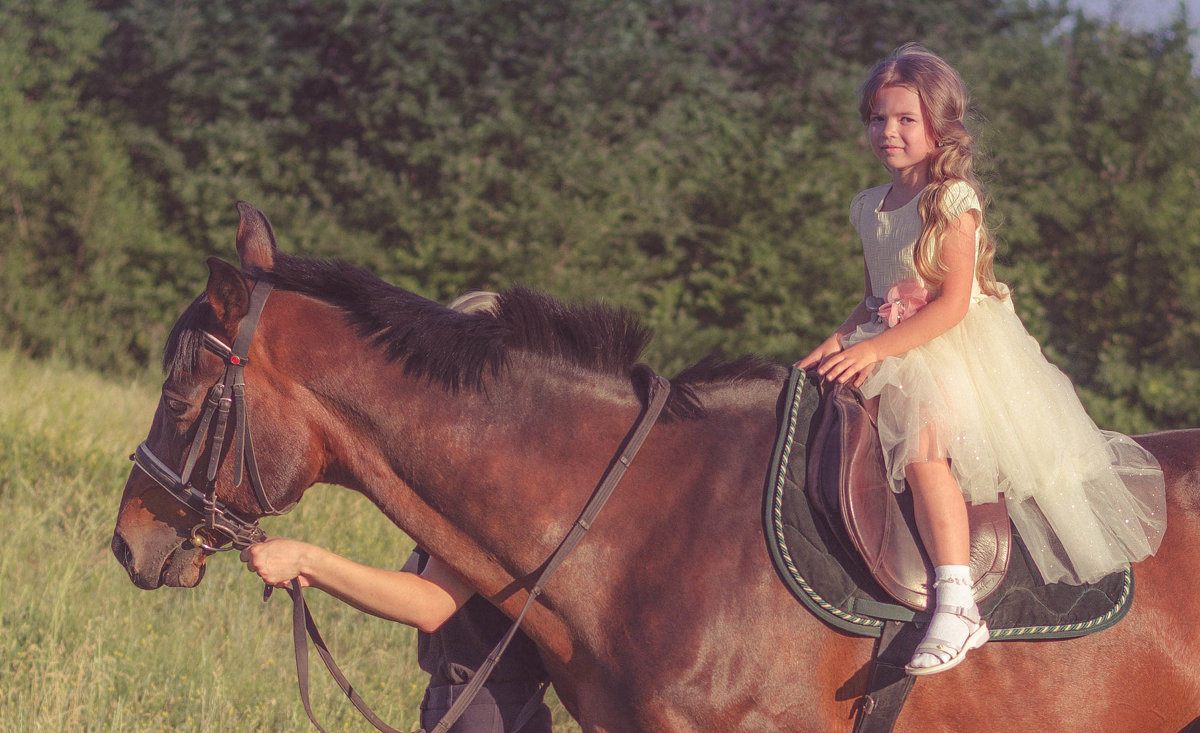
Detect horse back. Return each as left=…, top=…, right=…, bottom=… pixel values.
left=1136, top=429, right=1200, bottom=514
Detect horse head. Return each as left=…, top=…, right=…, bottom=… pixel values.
left=112, top=203, right=325, bottom=589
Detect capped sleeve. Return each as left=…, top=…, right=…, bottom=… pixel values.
left=943, top=180, right=981, bottom=222
left=849, top=189, right=869, bottom=237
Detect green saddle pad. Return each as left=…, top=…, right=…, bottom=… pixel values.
left=763, top=367, right=1133, bottom=640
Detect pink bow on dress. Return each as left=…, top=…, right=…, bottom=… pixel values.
left=877, top=280, right=929, bottom=327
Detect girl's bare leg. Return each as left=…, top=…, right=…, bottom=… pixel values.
left=906, top=459, right=970, bottom=566
left=905, top=457, right=988, bottom=674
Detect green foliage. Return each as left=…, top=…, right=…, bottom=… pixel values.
left=2, top=0, right=1199, bottom=431
left=976, top=9, right=1200, bottom=431
left=0, top=1, right=195, bottom=373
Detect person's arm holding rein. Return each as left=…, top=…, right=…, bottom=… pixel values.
left=240, top=538, right=474, bottom=634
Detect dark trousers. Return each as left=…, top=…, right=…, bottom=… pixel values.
left=419, top=680, right=552, bottom=733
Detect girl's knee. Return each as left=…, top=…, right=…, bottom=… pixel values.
left=905, top=458, right=950, bottom=480
left=904, top=459, right=956, bottom=495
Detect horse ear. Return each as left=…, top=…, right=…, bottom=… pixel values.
left=235, top=201, right=278, bottom=272
left=206, top=257, right=250, bottom=331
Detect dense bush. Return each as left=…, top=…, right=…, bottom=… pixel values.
left=1, top=0, right=1197, bottom=432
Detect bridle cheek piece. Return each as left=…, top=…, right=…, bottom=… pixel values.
left=130, top=282, right=293, bottom=552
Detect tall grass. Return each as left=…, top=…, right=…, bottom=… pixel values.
left=0, top=349, right=578, bottom=731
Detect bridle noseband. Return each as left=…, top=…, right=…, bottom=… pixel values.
left=131, top=281, right=292, bottom=551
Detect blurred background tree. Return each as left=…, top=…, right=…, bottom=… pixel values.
left=1, top=0, right=1196, bottom=432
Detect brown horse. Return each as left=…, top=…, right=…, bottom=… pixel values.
left=112, top=203, right=1200, bottom=732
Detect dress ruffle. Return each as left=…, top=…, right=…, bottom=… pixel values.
left=843, top=294, right=1167, bottom=585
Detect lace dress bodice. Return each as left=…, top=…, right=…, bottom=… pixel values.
left=850, top=181, right=982, bottom=300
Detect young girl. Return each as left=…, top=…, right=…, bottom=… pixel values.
left=798, top=43, right=1167, bottom=676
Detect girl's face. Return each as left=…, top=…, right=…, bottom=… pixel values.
left=867, top=85, right=935, bottom=183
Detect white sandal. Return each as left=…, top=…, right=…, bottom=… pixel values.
left=905, top=603, right=990, bottom=676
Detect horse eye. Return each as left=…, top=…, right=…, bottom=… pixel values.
left=164, top=398, right=189, bottom=415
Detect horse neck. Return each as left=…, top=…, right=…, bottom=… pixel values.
left=311, top=338, right=645, bottom=598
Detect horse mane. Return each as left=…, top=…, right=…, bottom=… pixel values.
left=163, top=293, right=215, bottom=378
left=165, top=253, right=786, bottom=420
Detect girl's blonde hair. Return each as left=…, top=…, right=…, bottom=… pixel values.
left=859, top=43, right=1004, bottom=297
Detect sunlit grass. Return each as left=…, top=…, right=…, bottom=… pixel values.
left=0, top=349, right=578, bottom=731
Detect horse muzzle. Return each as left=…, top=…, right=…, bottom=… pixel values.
left=111, top=522, right=209, bottom=590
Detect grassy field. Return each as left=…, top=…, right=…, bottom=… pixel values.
left=0, top=349, right=579, bottom=731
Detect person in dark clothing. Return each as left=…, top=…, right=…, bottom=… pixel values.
left=410, top=548, right=552, bottom=731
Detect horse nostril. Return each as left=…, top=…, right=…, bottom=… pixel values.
left=111, top=533, right=133, bottom=569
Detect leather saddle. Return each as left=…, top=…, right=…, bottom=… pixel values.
left=806, top=377, right=1011, bottom=610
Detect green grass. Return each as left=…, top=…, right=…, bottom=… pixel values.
left=0, top=349, right=579, bottom=731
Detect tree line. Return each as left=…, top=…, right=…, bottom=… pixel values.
left=2, top=0, right=1198, bottom=433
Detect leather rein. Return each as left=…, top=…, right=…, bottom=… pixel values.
left=291, top=372, right=671, bottom=733
left=129, top=279, right=672, bottom=733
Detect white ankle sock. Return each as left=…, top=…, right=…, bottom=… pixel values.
left=909, top=565, right=980, bottom=669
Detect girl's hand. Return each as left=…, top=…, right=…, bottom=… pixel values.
left=796, top=333, right=844, bottom=370
left=814, top=341, right=880, bottom=388
left=239, top=537, right=320, bottom=588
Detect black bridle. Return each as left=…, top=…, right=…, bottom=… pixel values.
left=131, top=281, right=290, bottom=551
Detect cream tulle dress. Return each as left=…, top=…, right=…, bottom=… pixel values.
left=841, top=181, right=1166, bottom=585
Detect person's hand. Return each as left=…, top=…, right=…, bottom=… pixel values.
left=812, top=341, right=880, bottom=388
left=795, top=333, right=844, bottom=370
left=239, top=537, right=319, bottom=588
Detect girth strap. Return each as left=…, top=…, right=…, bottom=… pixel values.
left=853, top=619, right=921, bottom=733
left=282, top=374, right=672, bottom=733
